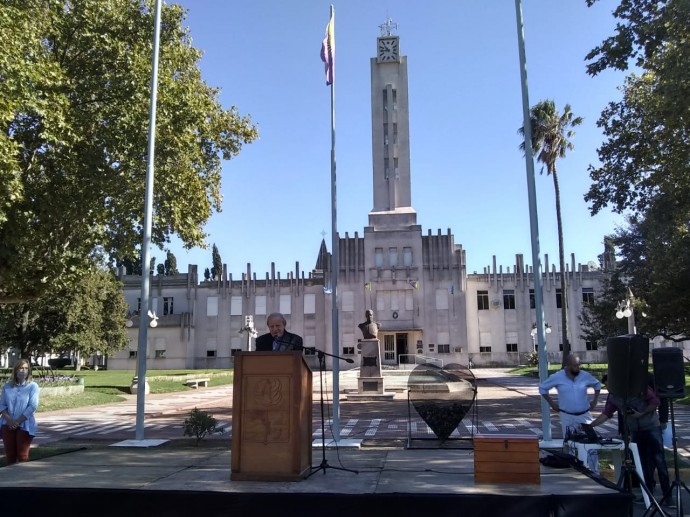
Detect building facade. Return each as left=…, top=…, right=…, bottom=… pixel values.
left=112, top=27, right=629, bottom=371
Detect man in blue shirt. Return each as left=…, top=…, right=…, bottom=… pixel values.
left=539, top=355, right=601, bottom=469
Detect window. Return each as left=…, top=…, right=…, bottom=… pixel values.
left=477, top=290, right=489, bottom=310
left=529, top=289, right=535, bottom=309
left=558, top=343, right=564, bottom=352
left=155, top=350, right=165, bottom=359
left=342, top=347, right=355, bottom=355
left=342, top=291, right=354, bottom=312
left=506, top=343, right=518, bottom=353
left=230, top=296, right=242, bottom=315
left=480, top=346, right=492, bottom=353
left=129, top=351, right=137, bottom=359
left=304, top=294, right=316, bottom=314
left=163, top=297, right=174, bottom=316
left=586, top=341, right=598, bottom=351
left=582, top=288, right=595, bottom=305
left=231, top=348, right=241, bottom=357
left=556, top=289, right=563, bottom=309
left=255, top=295, right=267, bottom=315
left=279, top=294, right=291, bottom=314
left=428, top=343, right=435, bottom=352
left=438, top=344, right=450, bottom=354
left=390, top=290, right=400, bottom=310
left=384, top=335, right=395, bottom=360
left=503, top=290, right=515, bottom=310
left=206, top=297, right=218, bottom=317
left=389, top=247, right=398, bottom=267
left=436, top=289, right=449, bottom=310
left=206, top=350, right=217, bottom=358
left=375, top=248, right=384, bottom=268
left=403, top=247, right=412, bottom=267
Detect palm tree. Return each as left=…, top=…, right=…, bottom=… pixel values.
left=519, top=100, right=583, bottom=365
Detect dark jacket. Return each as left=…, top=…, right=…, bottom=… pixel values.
left=255, top=330, right=303, bottom=352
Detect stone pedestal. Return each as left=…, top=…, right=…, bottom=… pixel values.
left=130, top=376, right=150, bottom=395
left=357, top=339, right=384, bottom=394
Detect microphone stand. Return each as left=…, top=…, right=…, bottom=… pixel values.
left=302, top=345, right=359, bottom=477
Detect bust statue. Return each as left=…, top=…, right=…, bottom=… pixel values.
left=358, top=309, right=380, bottom=339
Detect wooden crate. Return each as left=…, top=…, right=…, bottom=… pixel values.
left=473, top=434, right=540, bottom=484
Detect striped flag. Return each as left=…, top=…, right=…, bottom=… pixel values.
left=320, top=12, right=334, bottom=85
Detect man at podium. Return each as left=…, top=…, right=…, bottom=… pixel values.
left=255, top=313, right=304, bottom=352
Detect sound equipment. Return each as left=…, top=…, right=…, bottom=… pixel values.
left=652, top=347, right=686, bottom=399
left=605, top=334, right=649, bottom=399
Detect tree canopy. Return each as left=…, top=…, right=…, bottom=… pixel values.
left=584, top=0, right=690, bottom=339
left=0, top=265, right=129, bottom=361
left=0, top=0, right=258, bottom=303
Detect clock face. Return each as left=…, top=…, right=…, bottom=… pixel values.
left=378, top=38, right=399, bottom=62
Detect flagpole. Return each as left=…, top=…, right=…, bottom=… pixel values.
left=515, top=0, right=551, bottom=442
left=135, top=0, right=162, bottom=441
left=326, top=4, right=341, bottom=442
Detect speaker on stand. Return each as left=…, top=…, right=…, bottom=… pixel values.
left=652, top=347, right=689, bottom=516
left=606, top=335, right=666, bottom=515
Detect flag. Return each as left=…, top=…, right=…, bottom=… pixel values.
left=320, top=12, right=334, bottom=85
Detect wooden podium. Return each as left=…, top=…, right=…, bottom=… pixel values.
left=231, top=351, right=313, bottom=481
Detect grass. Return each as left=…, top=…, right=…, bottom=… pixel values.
left=36, top=368, right=233, bottom=413
left=0, top=446, right=85, bottom=468
left=510, top=363, right=690, bottom=404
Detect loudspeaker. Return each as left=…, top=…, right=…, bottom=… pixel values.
left=606, top=334, right=649, bottom=399
left=652, top=347, right=686, bottom=398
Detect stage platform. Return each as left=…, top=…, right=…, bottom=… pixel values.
left=0, top=441, right=632, bottom=517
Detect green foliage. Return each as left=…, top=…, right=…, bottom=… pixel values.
left=0, top=265, right=129, bottom=360
left=0, top=0, right=258, bottom=303
left=525, top=351, right=540, bottom=367
left=165, top=251, right=178, bottom=275
left=584, top=0, right=690, bottom=339
left=211, top=243, right=222, bottom=281
left=183, top=407, right=223, bottom=445
left=579, top=270, right=630, bottom=346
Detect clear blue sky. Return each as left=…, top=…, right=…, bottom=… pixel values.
left=163, top=0, right=626, bottom=277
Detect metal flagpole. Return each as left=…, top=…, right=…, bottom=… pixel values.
left=514, top=0, right=551, bottom=441
left=326, top=4, right=341, bottom=442
left=135, top=0, right=162, bottom=441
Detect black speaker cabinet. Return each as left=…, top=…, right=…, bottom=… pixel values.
left=652, top=347, right=686, bottom=398
left=606, top=334, right=649, bottom=399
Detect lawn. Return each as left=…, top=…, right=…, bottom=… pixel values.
left=36, top=368, right=234, bottom=412
left=510, top=364, right=690, bottom=404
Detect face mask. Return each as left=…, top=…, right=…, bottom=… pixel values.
left=16, top=371, right=27, bottom=381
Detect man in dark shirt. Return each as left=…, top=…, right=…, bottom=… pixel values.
left=255, top=313, right=304, bottom=352
left=591, top=383, right=671, bottom=501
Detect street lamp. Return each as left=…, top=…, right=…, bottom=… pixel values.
left=615, top=288, right=636, bottom=334
left=531, top=322, right=552, bottom=351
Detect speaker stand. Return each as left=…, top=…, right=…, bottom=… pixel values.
left=646, top=400, right=690, bottom=517
left=616, top=400, right=667, bottom=517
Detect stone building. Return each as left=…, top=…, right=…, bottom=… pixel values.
left=111, top=26, right=612, bottom=372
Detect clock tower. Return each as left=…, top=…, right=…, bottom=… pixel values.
left=369, top=18, right=416, bottom=229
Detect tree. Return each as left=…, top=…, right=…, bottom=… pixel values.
left=203, top=268, right=211, bottom=282
left=156, top=263, right=165, bottom=275
left=0, top=266, right=129, bottom=362
left=584, top=0, right=690, bottom=338
left=0, top=0, right=257, bottom=303
left=212, top=243, right=222, bottom=281
left=579, top=268, right=630, bottom=348
left=519, top=100, right=583, bottom=364
left=165, top=251, right=179, bottom=276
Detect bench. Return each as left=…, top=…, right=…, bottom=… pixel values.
left=185, top=378, right=210, bottom=389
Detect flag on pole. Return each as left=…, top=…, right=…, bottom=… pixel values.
left=320, top=11, right=335, bottom=85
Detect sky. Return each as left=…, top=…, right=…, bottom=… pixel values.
left=162, top=0, right=628, bottom=278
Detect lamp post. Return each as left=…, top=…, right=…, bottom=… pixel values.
left=615, top=288, right=636, bottom=334
left=531, top=322, right=552, bottom=355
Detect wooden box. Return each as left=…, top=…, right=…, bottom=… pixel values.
left=473, top=434, right=540, bottom=484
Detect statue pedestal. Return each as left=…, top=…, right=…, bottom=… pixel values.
left=357, top=339, right=384, bottom=394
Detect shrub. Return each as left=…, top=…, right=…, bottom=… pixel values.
left=183, top=407, right=223, bottom=445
